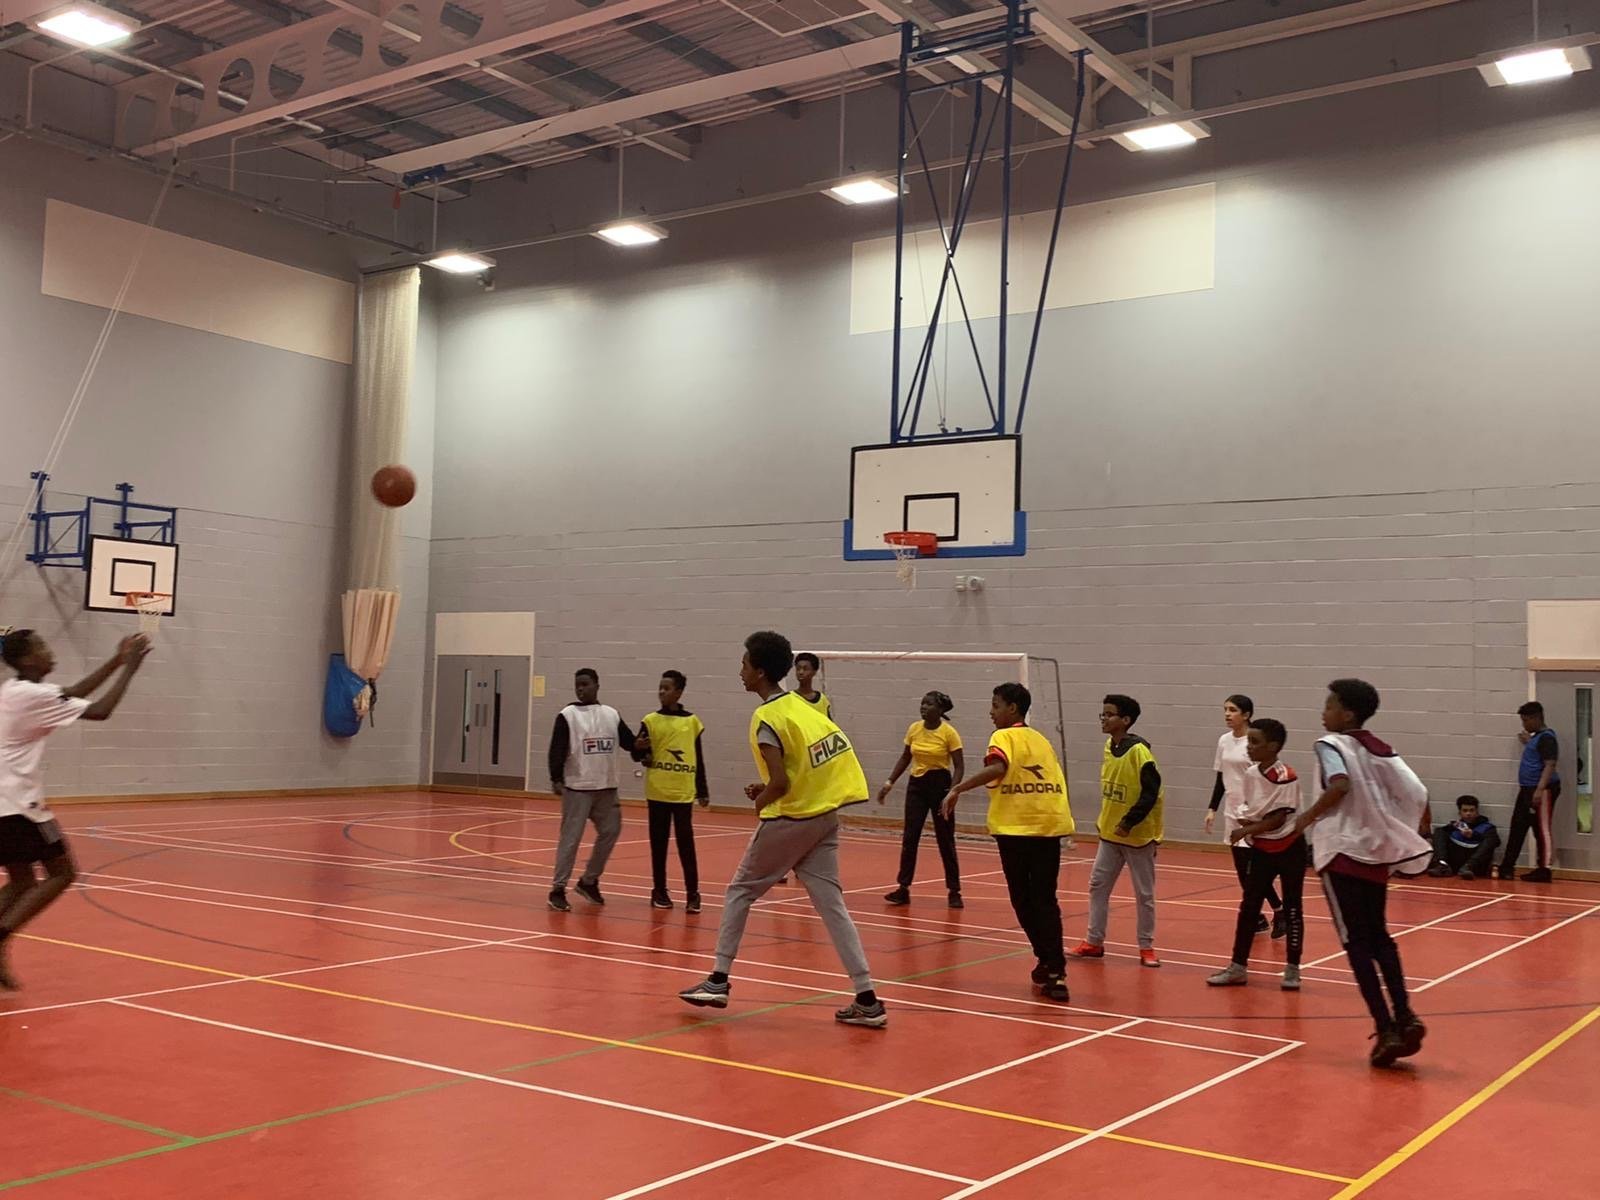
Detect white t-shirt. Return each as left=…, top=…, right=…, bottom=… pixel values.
left=1213, top=730, right=1253, bottom=831
left=0, top=678, right=90, bottom=822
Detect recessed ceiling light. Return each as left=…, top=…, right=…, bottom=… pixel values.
left=35, top=4, right=138, bottom=48
left=825, top=176, right=899, bottom=205
left=426, top=251, right=495, bottom=274
left=594, top=221, right=667, bottom=247
left=1477, top=44, right=1592, bottom=87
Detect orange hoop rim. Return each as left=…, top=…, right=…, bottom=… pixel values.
left=883, top=531, right=938, bottom=558
left=123, top=590, right=173, bottom=611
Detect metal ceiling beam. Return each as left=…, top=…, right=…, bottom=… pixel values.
left=118, top=0, right=686, bottom=154
left=854, top=0, right=1081, bottom=134
left=371, top=26, right=915, bottom=172
left=1017, top=0, right=1184, bottom=118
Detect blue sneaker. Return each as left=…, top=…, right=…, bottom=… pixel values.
left=679, top=977, right=731, bottom=1008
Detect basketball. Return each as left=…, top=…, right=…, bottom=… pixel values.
left=370, top=464, right=417, bottom=507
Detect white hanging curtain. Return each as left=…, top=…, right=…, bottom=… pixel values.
left=342, top=267, right=419, bottom=715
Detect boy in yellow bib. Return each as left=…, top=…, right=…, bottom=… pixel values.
left=678, top=631, right=885, bottom=1027
left=942, top=683, right=1074, bottom=1002
left=638, top=670, right=709, bottom=913
left=1071, top=694, right=1165, bottom=968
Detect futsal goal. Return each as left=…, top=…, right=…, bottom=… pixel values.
left=809, top=650, right=1068, bottom=834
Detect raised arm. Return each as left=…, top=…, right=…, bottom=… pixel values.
left=80, top=640, right=149, bottom=721
left=62, top=637, right=142, bottom=700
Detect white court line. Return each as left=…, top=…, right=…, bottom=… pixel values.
left=1414, top=901, right=1600, bottom=993
left=938, top=1039, right=1304, bottom=1198
left=0, top=935, right=542, bottom=1019
left=80, top=801, right=1600, bottom=906
left=79, top=867, right=1295, bottom=1047
left=80, top=801, right=519, bottom=830
left=79, top=830, right=1374, bottom=986
left=112, top=1000, right=976, bottom=1187
left=1300, top=893, right=1516, bottom=969
left=67, top=872, right=1266, bottom=1058
left=604, top=1018, right=1148, bottom=1200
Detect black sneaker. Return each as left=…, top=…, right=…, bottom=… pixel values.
left=948, top=892, right=964, bottom=909
left=1520, top=868, right=1553, bottom=883
left=651, top=890, right=673, bottom=910
left=1395, top=1014, right=1427, bottom=1059
left=574, top=879, right=605, bottom=906
left=1496, top=866, right=1514, bottom=880
left=1428, top=863, right=1451, bottom=878
left=835, top=999, right=888, bottom=1028
left=1030, top=963, right=1051, bottom=991
left=1369, top=1028, right=1406, bottom=1068
left=1457, top=866, right=1476, bottom=881
left=547, top=889, right=571, bottom=913
left=685, top=894, right=702, bottom=915
left=1271, top=910, right=1288, bottom=940
left=679, top=977, right=731, bottom=1008
left=1044, top=975, right=1069, bottom=1003
left=1254, top=914, right=1270, bottom=934
left=883, top=888, right=911, bottom=906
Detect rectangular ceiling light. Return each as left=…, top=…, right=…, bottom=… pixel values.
left=35, top=4, right=138, bottom=47
left=1112, top=120, right=1209, bottom=152
left=1477, top=44, right=1592, bottom=86
left=594, top=221, right=667, bottom=247
left=426, top=251, right=495, bottom=274
left=825, top=176, right=899, bottom=205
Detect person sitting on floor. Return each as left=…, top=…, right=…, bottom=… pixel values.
left=1428, top=795, right=1499, bottom=881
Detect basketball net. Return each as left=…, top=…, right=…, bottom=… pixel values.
left=127, top=592, right=170, bottom=638
left=889, top=542, right=918, bottom=590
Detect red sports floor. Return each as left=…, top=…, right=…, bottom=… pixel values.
left=2, top=791, right=1595, bottom=1198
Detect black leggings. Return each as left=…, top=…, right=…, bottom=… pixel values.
left=647, top=800, right=698, bottom=895
left=1230, top=839, right=1304, bottom=967
left=896, top=770, right=961, bottom=892
left=1231, top=841, right=1281, bottom=913
left=1321, top=869, right=1412, bottom=1033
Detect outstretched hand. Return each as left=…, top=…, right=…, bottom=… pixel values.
left=117, top=634, right=151, bottom=665
left=940, top=790, right=960, bottom=821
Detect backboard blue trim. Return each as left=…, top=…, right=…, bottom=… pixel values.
left=843, top=511, right=1027, bottom=561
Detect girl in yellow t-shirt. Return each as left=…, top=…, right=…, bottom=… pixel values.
left=877, top=691, right=966, bottom=907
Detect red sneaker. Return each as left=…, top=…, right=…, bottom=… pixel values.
left=1068, top=941, right=1104, bottom=959
left=1139, top=948, right=1162, bottom=969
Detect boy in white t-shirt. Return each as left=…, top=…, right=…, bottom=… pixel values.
left=0, top=629, right=150, bottom=989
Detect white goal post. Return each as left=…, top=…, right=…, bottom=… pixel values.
left=808, top=650, right=1070, bottom=794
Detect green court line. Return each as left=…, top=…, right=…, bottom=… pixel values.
left=0, top=1087, right=191, bottom=1142
left=0, top=947, right=1030, bottom=1191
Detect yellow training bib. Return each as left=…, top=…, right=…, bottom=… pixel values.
left=985, top=725, right=1074, bottom=837
left=748, top=693, right=867, bottom=820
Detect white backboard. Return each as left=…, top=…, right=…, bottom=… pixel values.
left=86, top=535, right=180, bottom=616
left=845, top=435, right=1024, bottom=559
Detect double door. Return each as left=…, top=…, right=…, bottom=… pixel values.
left=1531, top=673, right=1597, bottom=871
left=432, top=655, right=530, bottom=790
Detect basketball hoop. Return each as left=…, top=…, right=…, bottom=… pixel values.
left=124, top=591, right=172, bottom=637
left=883, top=531, right=937, bottom=590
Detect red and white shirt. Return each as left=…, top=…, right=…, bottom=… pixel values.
left=1234, top=760, right=1300, bottom=847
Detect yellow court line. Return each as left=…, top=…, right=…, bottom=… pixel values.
left=23, top=932, right=1351, bottom=1185
left=1331, top=1004, right=1600, bottom=1198
left=449, top=821, right=550, bottom=868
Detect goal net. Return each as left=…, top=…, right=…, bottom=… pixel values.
left=806, top=651, right=1069, bottom=835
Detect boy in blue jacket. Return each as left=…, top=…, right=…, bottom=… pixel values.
left=1428, top=795, right=1499, bottom=881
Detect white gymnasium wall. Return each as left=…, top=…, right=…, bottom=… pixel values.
left=0, top=135, right=434, bottom=797
left=428, top=87, right=1600, bottom=839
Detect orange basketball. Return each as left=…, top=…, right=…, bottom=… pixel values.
left=370, top=464, right=417, bottom=508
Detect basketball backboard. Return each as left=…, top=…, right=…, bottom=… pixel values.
left=86, top=535, right=179, bottom=616
left=844, top=434, right=1025, bottom=560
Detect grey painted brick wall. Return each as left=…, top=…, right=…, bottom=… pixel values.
left=430, top=483, right=1595, bottom=840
